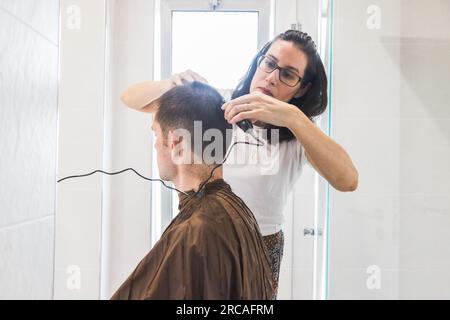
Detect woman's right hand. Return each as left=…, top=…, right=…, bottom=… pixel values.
left=170, top=70, right=208, bottom=87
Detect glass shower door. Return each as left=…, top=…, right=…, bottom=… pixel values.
left=326, top=0, right=450, bottom=299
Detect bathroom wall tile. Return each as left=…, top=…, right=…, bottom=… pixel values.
left=330, top=194, right=399, bottom=270
left=332, top=1, right=402, bottom=120
left=312, top=0, right=450, bottom=300
left=332, top=46, right=402, bottom=120
left=329, top=267, right=398, bottom=299
left=399, top=268, right=450, bottom=299
left=0, top=10, right=58, bottom=227
left=0, top=216, right=54, bottom=299
left=399, top=42, right=450, bottom=119
left=330, top=118, right=400, bottom=195
left=400, top=0, right=450, bottom=40
left=399, top=118, right=450, bottom=195
left=399, top=195, right=450, bottom=270
left=333, top=0, right=402, bottom=42
left=0, top=0, right=60, bottom=45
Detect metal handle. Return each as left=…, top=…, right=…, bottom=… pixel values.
left=210, top=0, right=221, bottom=10
left=303, top=228, right=323, bottom=236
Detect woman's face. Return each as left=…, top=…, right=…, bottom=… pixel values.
left=250, top=39, right=309, bottom=102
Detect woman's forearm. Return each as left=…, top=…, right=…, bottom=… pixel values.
left=121, top=70, right=208, bottom=113
left=286, top=108, right=359, bottom=192
left=120, top=79, right=172, bottom=113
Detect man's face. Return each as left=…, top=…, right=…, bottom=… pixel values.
left=151, top=120, right=177, bottom=181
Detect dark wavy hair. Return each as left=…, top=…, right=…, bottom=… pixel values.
left=232, top=30, right=328, bottom=144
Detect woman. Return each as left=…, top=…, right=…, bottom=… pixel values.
left=121, top=30, right=359, bottom=298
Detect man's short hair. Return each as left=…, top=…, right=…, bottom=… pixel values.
left=155, top=81, right=232, bottom=164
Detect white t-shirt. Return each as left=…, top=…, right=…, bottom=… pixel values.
left=223, top=124, right=310, bottom=236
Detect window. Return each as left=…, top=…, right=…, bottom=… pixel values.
left=172, top=11, right=258, bottom=90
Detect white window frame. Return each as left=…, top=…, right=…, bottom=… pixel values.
left=160, top=0, right=271, bottom=81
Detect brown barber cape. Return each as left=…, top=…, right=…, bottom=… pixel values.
left=111, top=179, right=273, bottom=300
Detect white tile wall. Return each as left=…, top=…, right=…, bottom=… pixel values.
left=328, top=0, right=450, bottom=299
left=400, top=268, right=450, bottom=300
left=0, top=0, right=60, bottom=44
left=396, top=0, right=450, bottom=299
left=0, top=217, right=55, bottom=299
left=0, top=6, right=59, bottom=228
left=331, top=267, right=399, bottom=299
left=0, top=0, right=59, bottom=299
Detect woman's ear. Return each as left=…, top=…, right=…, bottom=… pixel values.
left=294, top=82, right=312, bottom=98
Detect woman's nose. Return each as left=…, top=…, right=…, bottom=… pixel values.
left=265, top=68, right=279, bottom=86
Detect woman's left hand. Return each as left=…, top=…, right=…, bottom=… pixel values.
left=221, top=92, right=299, bottom=128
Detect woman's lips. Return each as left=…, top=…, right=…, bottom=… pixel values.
left=257, top=87, right=273, bottom=97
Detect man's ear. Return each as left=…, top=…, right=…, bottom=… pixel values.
left=168, top=130, right=190, bottom=165
left=294, top=82, right=312, bottom=98
left=168, top=130, right=183, bottom=151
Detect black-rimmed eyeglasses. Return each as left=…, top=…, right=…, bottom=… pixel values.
left=257, top=55, right=303, bottom=87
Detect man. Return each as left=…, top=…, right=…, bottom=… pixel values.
left=111, top=81, right=273, bottom=300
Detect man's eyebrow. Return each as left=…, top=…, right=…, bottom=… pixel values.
left=267, top=54, right=300, bottom=74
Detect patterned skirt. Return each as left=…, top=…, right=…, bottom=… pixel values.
left=262, top=230, right=284, bottom=299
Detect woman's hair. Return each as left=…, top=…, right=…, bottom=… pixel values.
left=232, top=30, right=328, bottom=144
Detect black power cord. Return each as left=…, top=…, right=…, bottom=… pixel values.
left=57, top=167, right=188, bottom=194
left=193, top=139, right=263, bottom=197
left=57, top=135, right=265, bottom=197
